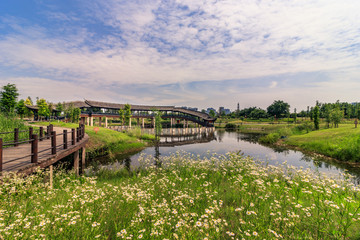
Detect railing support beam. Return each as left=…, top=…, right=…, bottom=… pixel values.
left=31, top=134, right=38, bottom=163
left=63, top=130, right=67, bottom=149
left=51, top=131, right=56, bottom=155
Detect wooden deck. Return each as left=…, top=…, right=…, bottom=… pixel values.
left=2, top=126, right=89, bottom=175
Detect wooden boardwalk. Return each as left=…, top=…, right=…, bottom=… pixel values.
left=1, top=125, right=89, bottom=175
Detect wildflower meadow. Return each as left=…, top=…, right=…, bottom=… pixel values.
left=0, top=152, right=359, bottom=239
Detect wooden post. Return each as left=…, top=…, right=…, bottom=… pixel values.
left=74, top=150, right=79, bottom=176
left=29, top=127, right=33, bottom=140
left=0, top=138, right=2, bottom=171
left=63, top=130, right=67, bottom=149
left=14, top=128, right=19, bottom=147
left=72, top=129, right=75, bottom=145
left=49, top=165, right=53, bottom=189
left=31, top=134, right=38, bottom=163
left=39, top=127, right=43, bottom=141
left=51, top=131, right=56, bottom=155
left=76, top=128, right=79, bottom=142
left=81, top=147, right=86, bottom=174
left=46, top=126, right=50, bottom=139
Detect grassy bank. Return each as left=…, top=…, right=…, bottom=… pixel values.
left=1, top=152, right=359, bottom=239
left=221, top=119, right=360, bottom=163
left=285, top=124, right=360, bottom=162
left=34, top=121, right=154, bottom=158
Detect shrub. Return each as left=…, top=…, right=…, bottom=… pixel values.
left=259, top=133, right=280, bottom=144
left=225, top=123, right=236, bottom=129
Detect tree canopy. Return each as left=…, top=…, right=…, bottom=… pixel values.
left=267, top=100, right=290, bottom=118
left=0, top=83, right=19, bottom=113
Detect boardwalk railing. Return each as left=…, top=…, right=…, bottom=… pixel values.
left=0, top=124, right=86, bottom=172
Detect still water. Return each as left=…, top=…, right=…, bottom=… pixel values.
left=94, top=130, right=360, bottom=182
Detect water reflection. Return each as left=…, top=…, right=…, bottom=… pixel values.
left=90, top=129, right=360, bottom=183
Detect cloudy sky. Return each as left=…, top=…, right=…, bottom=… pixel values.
left=0, top=0, right=359, bottom=111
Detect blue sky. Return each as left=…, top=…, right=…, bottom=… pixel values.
left=0, top=0, right=359, bottom=111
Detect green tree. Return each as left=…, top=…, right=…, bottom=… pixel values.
left=55, top=102, right=63, bottom=117
left=294, top=108, right=297, bottom=123
left=313, top=105, right=320, bottom=130
left=0, top=83, right=19, bottom=113
left=209, top=109, right=216, bottom=118
left=330, top=107, right=343, bottom=128
left=37, top=98, right=50, bottom=120
left=124, top=104, right=132, bottom=126
left=248, top=108, right=268, bottom=119
left=154, top=110, right=162, bottom=141
left=267, top=100, right=290, bottom=118
left=72, top=108, right=81, bottom=123
left=15, top=99, right=26, bottom=118
left=119, top=109, right=125, bottom=125
left=324, top=105, right=331, bottom=128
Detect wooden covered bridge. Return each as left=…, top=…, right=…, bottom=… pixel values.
left=69, top=100, right=216, bottom=128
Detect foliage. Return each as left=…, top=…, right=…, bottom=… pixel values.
left=119, top=109, right=125, bottom=125
left=294, top=122, right=313, bottom=133
left=293, top=108, right=297, bottom=123
left=225, top=123, right=236, bottom=129
left=248, top=108, right=268, bottom=119
left=2, top=152, right=359, bottom=239
left=64, top=104, right=80, bottom=123
left=313, top=105, right=320, bottom=130
left=154, top=110, right=162, bottom=140
left=54, top=102, right=63, bottom=117
left=124, top=104, right=132, bottom=126
left=24, top=96, right=33, bottom=106
left=15, top=99, right=26, bottom=118
left=209, top=109, right=216, bottom=118
left=259, top=133, right=280, bottom=144
left=37, top=98, right=50, bottom=119
left=0, top=113, right=29, bottom=144
left=267, top=100, right=290, bottom=118
left=0, top=83, right=19, bottom=113
left=330, top=107, right=343, bottom=128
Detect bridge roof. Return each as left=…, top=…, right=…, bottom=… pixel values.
left=84, top=100, right=215, bottom=121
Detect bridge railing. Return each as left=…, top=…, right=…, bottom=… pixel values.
left=0, top=124, right=86, bottom=172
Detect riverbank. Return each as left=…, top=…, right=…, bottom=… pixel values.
left=284, top=124, right=360, bottom=163
left=1, top=152, right=359, bottom=239
left=33, top=121, right=155, bottom=159
left=229, top=121, right=360, bottom=163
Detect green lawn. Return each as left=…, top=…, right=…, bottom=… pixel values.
left=285, top=124, right=360, bottom=162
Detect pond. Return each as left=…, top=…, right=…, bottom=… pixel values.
left=91, top=130, right=360, bottom=183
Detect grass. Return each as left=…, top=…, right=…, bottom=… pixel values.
left=1, top=152, right=360, bottom=239
left=33, top=121, right=155, bottom=157
left=285, top=124, right=360, bottom=162
left=0, top=114, right=34, bottom=146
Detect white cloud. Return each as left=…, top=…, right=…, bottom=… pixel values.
left=0, top=0, right=359, bottom=108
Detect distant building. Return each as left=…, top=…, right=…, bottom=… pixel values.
left=206, top=108, right=217, bottom=115
left=180, top=106, right=198, bottom=111
left=219, top=107, right=225, bottom=115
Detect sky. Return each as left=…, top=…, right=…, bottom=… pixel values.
left=0, top=0, right=359, bottom=111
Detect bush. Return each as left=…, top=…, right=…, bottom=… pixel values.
left=225, top=123, right=236, bottom=129
left=259, top=133, right=280, bottom=144
left=295, top=122, right=313, bottom=133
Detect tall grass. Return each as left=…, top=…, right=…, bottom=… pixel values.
left=1, top=152, right=359, bottom=239
left=0, top=113, right=29, bottom=144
